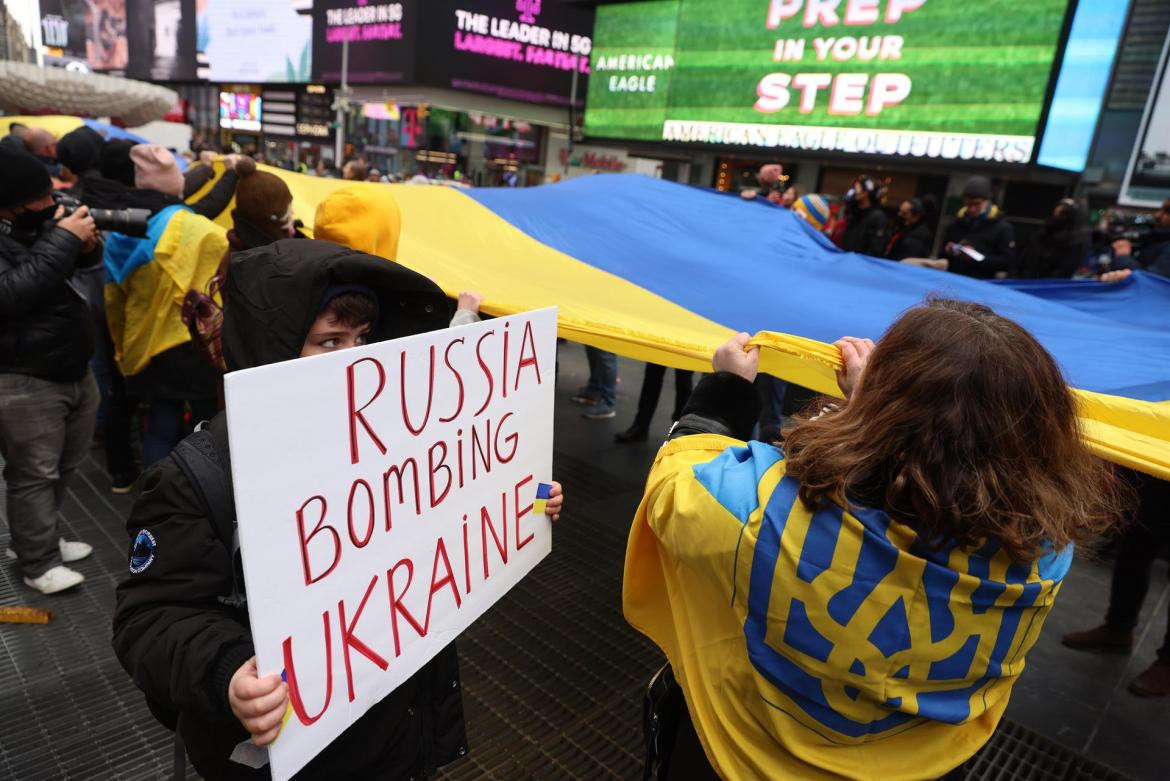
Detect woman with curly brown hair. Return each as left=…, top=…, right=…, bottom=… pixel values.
left=625, top=298, right=1122, bottom=781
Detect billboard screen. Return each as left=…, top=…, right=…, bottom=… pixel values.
left=585, top=0, right=1074, bottom=163
left=219, top=91, right=262, bottom=131
left=125, top=0, right=198, bottom=81
left=416, top=0, right=594, bottom=107
left=1120, top=30, right=1170, bottom=208
left=311, top=0, right=418, bottom=83
left=39, top=0, right=129, bottom=72
left=1034, top=1, right=1127, bottom=173
left=202, top=0, right=312, bottom=83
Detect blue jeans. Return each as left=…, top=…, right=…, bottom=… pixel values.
left=584, top=346, right=617, bottom=408
left=143, top=398, right=218, bottom=468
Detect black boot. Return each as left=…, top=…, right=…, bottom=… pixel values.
left=615, top=424, right=649, bottom=444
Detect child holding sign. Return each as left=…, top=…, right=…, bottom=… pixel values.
left=112, top=239, right=563, bottom=780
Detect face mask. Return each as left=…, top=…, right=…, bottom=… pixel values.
left=13, top=203, right=58, bottom=232
left=277, top=205, right=296, bottom=237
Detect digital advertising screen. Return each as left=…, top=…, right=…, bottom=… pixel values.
left=219, top=91, right=262, bottom=131
left=416, top=0, right=594, bottom=107
left=1035, top=1, right=1128, bottom=173
left=124, top=0, right=198, bottom=81
left=202, top=0, right=312, bottom=83
left=39, top=0, right=129, bottom=72
left=585, top=0, right=1075, bottom=164
left=1120, top=30, right=1170, bottom=208
left=311, top=0, right=418, bottom=83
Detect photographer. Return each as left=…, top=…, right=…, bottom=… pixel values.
left=1111, top=198, right=1170, bottom=278
left=839, top=175, right=888, bottom=256
left=0, top=146, right=101, bottom=595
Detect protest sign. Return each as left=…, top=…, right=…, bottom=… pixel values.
left=224, top=307, right=557, bottom=780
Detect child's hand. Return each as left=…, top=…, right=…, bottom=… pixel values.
left=457, top=290, right=484, bottom=313
left=228, top=656, right=289, bottom=746
left=544, top=481, right=564, bottom=522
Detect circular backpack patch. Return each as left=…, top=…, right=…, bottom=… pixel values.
left=129, top=529, right=157, bottom=575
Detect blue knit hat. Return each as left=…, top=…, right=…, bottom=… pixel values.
left=793, top=194, right=831, bottom=232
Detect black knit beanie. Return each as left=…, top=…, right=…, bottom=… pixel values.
left=100, top=139, right=138, bottom=186
left=57, top=126, right=106, bottom=176
left=0, top=146, right=52, bottom=208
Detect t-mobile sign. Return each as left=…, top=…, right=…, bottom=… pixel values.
left=417, top=0, right=594, bottom=107
left=311, top=0, right=418, bottom=83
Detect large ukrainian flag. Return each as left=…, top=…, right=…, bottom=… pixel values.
left=191, top=167, right=1170, bottom=480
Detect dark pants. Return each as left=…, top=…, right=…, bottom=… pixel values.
left=96, top=321, right=140, bottom=480
left=631, top=363, right=694, bottom=433
left=755, top=373, right=788, bottom=440
left=143, top=398, right=218, bottom=468
left=0, top=371, right=100, bottom=577
left=1105, top=474, right=1170, bottom=659
left=104, top=366, right=140, bottom=479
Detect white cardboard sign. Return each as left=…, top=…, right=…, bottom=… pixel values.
left=224, top=308, right=558, bottom=780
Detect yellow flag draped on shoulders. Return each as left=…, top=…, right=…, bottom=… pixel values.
left=625, top=434, right=1067, bottom=780
left=103, top=207, right=228, bottom=376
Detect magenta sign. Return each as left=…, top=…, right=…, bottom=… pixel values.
left=312, top=0, right=417, bottom=82
left=516, top=0, right=541, bottom=25
left=451, top=5, right=591, bottom=75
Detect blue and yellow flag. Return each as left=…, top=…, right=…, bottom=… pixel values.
left=183, top=161, right=1170, bottom=479
left=103, top=207, right=227, bottom=376
left=191, top=168, right=1170, bottom=478
left=626, top=434, right=1070, bottom=780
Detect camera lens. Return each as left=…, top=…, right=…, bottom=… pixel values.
left=90, top=208, right=151, bottom=238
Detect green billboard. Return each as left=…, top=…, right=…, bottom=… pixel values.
left=585, top=0, right=1072, bottom=163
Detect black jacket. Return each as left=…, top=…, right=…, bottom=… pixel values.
left=112, top=240, right=464, bottom=781
left=1116, top=230, right=1170, bottom=278
left=840, top=205, right=889, bottom=257
left=0, top=223, right=99, bottom=382
left=1016, top=227, right=1087, bottom=279
left=883, top=220, right=933, bottom=261
left=943, top=206, right=1016, bottom=278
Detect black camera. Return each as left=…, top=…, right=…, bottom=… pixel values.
left=53, top=192, right=151, bottom=238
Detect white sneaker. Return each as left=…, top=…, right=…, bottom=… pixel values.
left=6, top=538, right=93, bottom=564
left=58, top=539, right=93, bottom=563
left=23, top=565, right=85, bottom=594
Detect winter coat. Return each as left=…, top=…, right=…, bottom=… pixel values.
left=0, top=223, right=98, bottom=382
left=112, top=240, right=464, bottom=780
left=1016, top=227, right=1088, bottom=279
left=943, top=205, right=1016, bottom=278
left=883, top=220, right=934, bottom=261
left=840, top=205, right=889, bottom=257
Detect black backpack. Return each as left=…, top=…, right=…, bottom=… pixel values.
left=170, top=422, right=246, bottom=610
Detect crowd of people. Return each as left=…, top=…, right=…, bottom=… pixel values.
left=743, top=162, right=1170, bottom=283
left=1, top=122, right=1168, bottom=780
